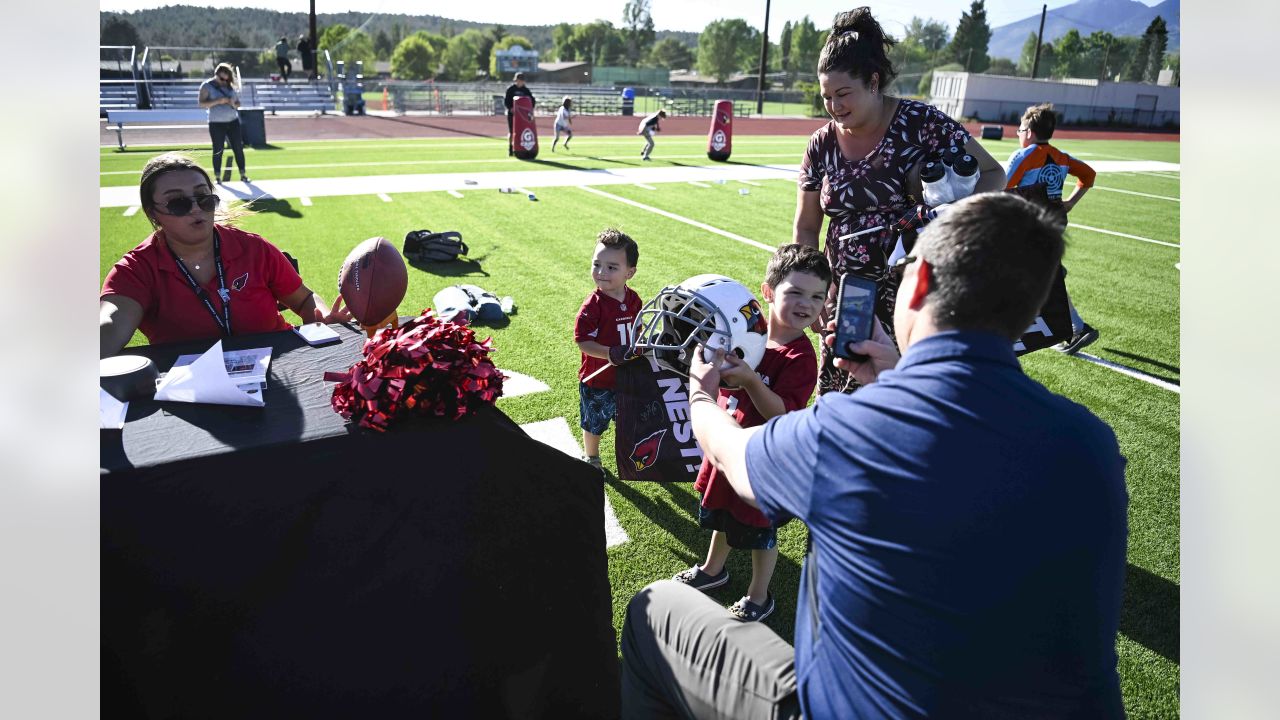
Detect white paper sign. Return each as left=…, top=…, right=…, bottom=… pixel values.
left=154, top=340, right=267, bottom=407
left=99, top=388, right=128, bottom=429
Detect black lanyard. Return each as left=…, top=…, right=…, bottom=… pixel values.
left=169, top=228, right=232, bottom=336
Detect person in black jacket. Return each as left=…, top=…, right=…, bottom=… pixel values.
left=503, top=72, right=535, bottom=156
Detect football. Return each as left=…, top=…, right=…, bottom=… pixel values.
left=338, top=236, right=408, bottom=327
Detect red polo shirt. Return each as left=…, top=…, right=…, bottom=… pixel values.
left=101, top=224, right=302, bottom=346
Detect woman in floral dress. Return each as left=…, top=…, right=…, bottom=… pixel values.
left=793, top=7, right=1006, bottom=394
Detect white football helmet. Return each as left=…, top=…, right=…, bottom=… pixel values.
left=632, top=274, right=768, bottom=376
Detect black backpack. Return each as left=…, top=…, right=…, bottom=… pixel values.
left=404, top=230, right=468, bottom=263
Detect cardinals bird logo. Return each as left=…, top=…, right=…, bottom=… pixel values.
left=738, top=300, right=767, bottom=335
left=630, top=428, right=667, bottom=472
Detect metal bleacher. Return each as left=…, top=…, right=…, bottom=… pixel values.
left=99, top=81, right=139, bottom=115
left=139, top=79, right=334, bottom=114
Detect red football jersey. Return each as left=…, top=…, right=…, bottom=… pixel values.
left=574, top=287, right=642, bottom=389
left=695, top=334, right=818, bottom=527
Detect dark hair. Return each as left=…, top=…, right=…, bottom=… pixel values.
left=818, top=7, right=897, bottom=93
left=657, top=109, right=667, bottom=117
left=597, top=228, right=639, bottom=267
left=514, top=72, right=526, bottom=80
left=765, top=244, right=832, bottom=288
left=138, top=151, right=252, bottom=227
left=915, top=193, right=1064, bottom=340
left=1022, top=103, right=1057, bottom=140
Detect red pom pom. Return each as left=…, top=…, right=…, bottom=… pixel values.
left=329, top=309, right=504, bottom=431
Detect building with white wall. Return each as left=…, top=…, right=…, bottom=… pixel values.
left=928, top=71, right=1179, bottom=128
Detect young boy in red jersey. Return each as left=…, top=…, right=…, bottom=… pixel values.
left=574, top=228, right=642, bottom=473
left=671, top=244, right=832, bottom=622
left=1006, top=102, right=1099, bottom=355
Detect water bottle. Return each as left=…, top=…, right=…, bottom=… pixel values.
left=920, top=158, right=951, bottom=206
left=948, top=152, right=979, bottom=200
left=499, top=187, right=514, bottom=193
left=527, top=193, right=538, bottom=201
left=738, top=188, right=750, bottom=196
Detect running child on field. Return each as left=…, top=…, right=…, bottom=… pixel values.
left=672, top=244, right=832, bottom=622
left=1005, top=102, right=1099, bottom=354
left=637, top=109, right=666, bottom=161
left=574, top=228, right=642, bottom=473
left=552, top=96, right=573, bottom=152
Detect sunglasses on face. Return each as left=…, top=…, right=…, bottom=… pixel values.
left=888, top=254, right=917, bottom=283
left=154, top=193, right=220, bottom=216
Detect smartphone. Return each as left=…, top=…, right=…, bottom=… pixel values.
left=833, top=273, right=878, bottom=360
left=293, top=322, right=341, bottom=346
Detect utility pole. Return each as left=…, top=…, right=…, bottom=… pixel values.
left=1031, top=4, right=1046, bottom=79
left=756, top=0, right=771, bottom=115
left=309, top=0, right=318, bottom=78
left=1100, top=38, right=1112, bottom=82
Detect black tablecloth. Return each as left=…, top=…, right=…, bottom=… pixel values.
left=101, top=324, right=620, bottom=718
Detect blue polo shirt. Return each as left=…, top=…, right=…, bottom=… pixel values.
left=747, top=330, right=1127, bottom=719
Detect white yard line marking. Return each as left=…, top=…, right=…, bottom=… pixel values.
left=377, top=193, right=393, bottom=202
left=1074, top=353, right=1180, bottom=394
left=519, top=417, right=629, bottom=548
left=499, top=369, right=550, bottom=398
left=447, top=189, right=464, bottom=198
left=1091, top=186, right=1179, bottom=202
left=122, top=206, right=139, bottom=216
left=634, top=183, right=656, bottom=190
left=299, top=196, right=312, bottom=206
left=738, top=179, right=762, bottom=186
left=1068, top=223, right=1180, bottom=249
left=579, top=186, right=774, bottom=252
left=688, top=181, right=711, bottom=188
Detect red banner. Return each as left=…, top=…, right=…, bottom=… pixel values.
left=512, top=95, right=539, bottom=160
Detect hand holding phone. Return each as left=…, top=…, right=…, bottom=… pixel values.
left=833, top=273, right=878, bottom=361
left=294, top=322, right=341, bottom=346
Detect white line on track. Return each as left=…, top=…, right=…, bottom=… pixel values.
left=1068, top=223, right=1179, bottom=248
left=122, top=206, right=139, bottom=216
left=634, top=183, right=656, bottom=190
left=377, top=193, right=393, bottom=202
left=447, top=189, right=464, bottom=198
left=688, top=181, right=711, bottom=188
left=579, top=185, right=774, bottom=252
left=1074, top=353, right=1180, bottom=394
left=1091, top=185, right=1179, bottom=202
left=299, top=196, right=312, bottom=206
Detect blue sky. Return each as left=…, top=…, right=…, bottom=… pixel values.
left=99, top=1, right=1160, bottom=44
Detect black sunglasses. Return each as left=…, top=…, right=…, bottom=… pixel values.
left=888, top=254, right=917, bottom=282
left=154, top=193, right=220, bottom=216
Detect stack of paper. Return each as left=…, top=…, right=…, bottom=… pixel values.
left=154, top=341, right=271, bottom=407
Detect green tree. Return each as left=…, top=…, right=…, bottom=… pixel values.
left=489, top=34, right=535, bottom=78
left=947, top=0, right=991, bottom=73
left=1122, top=17, right=1164, bottom=82
left=986, top=57, right=1017, bottom=75
left=442, top=29, right=486, bottom=80
left=1143, top=16, right=1168, bottom=83
left=789, top=16, right=822, bottom=80
left=621, top=0, right=656, bottom=67
left=1165, top=51, right=1179, bottom=86
left=390, top=35, right=437, bottom=80
left=906, top=17, right=949, bottom=54
left=647, top=37, right=694, bottom=70
left=489, top=25, right=508, bottom=45
left=101, top=15, right=142, bottom=50
left=373, top=29, right=393, bottom=60
left=570, top=21, right=623, bottom=65
left=319, top=25, right=377, bottom=71
left=779, top=21, right=793, bottom=82
left=552, top=22, right=576, bottom=62
left=1018, top=32, right=1039, bottom=76
left=1051, top=28, right=1084, bottom=78
left=476, top=34, right=495, bottom=79
left=697, top=18, right=756, bottom=82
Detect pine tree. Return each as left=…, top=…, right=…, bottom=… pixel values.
left=1123, top=17, right=1161, bottom=82
left=1144, top=16, right=1168, bottom=83
left=948, top=0, right=991, bottom=73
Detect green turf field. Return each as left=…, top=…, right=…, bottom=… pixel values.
left=100, top=134, right=1180, bottom=718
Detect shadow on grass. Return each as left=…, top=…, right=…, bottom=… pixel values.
left=1100, top=348, right=1180, bottom=380
left=407, top=257, right=490, bottom=278
left=1121, top=563, right=1179, bottom=663
left=246, top=197, right=302, bottom=218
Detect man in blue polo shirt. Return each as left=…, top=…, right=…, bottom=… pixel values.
left=621, top=193, right=1128, bottom=719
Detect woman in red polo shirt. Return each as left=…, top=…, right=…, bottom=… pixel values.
left=100, top=152, right=350, bottom=357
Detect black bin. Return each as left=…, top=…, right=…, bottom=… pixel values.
left=239, top=107, right=267, bottom=146
left=981, top=125, right=1003, bottom=140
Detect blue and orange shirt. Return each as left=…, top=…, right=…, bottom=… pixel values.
left=1005, top=142, right=1096, bottom=200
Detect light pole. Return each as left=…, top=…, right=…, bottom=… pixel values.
left=755, top=0, right=771, bottom=115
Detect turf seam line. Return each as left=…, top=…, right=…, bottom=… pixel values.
left=447, top=189, right=464, bottom=198
left=578, top=186, right=774, bottom=252
left=1072, top=353, right=1180, bottom=394
left=122, top=206, right=139, bottom=217
left=377, top=193, right=393, bottom=202
left=1068, top=223, right=1179, bottom=249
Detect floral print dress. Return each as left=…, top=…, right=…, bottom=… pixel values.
left=799, top=99, right=970, bottom=394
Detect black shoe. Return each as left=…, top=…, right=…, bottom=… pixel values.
left=1055, top=324, right=1099, bottom=355
left=671, top=565, right=729, bottom=592
left=241, top=175, right=250, bottom=183
left=728, top=592, right=776, bottom=622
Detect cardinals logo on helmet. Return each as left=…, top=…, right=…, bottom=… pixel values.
left=630, top=428, right=667, bottom=472
left=738, top=300, right=767, bottom=335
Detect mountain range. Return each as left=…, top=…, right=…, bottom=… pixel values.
left=987, top=0, right=1179, bottom=61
